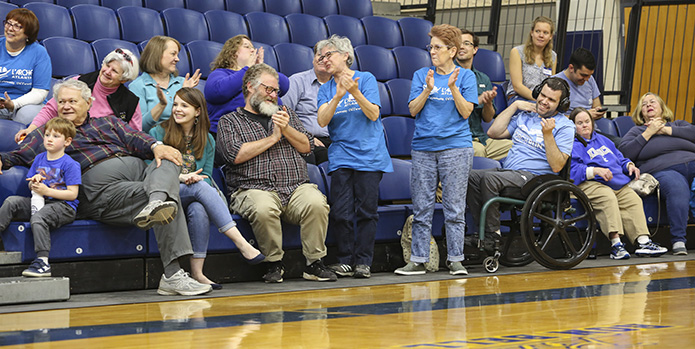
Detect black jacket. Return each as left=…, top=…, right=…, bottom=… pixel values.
left=78, top=70, right=139, bottom=124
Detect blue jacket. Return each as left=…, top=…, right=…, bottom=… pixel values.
left=570, top=131, right=634, bottom=190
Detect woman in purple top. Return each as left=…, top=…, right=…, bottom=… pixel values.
left=619, top=92, right=695, bottom=255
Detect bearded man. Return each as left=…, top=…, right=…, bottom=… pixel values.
left=216, top=63, right=336, bottom=284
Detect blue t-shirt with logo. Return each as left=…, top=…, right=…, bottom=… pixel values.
left=317, top=70, right=392, bottom=173
left=27, top=152, right=82, bottom=211
left=408, top=66, right=478, bottom=151
left=0, top=38, right=52, bottom=99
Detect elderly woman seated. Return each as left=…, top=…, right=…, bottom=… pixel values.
left=569, top=107, right=667, bottom=259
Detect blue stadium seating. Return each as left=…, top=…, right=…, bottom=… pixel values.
left=318, top=161, right=331, bottom=200
left=382, top=116, right=415, bottom=157
left=91, top=38, right=140, bottom=66
left=57, top=0, right=99, bottom=7
left=595, top=117, right=618, bottom=137
left=473, top=48, right=506, bottom=83
left=24, top=3, right=74, bottom=40
left=355, top=45, right=397, bottom=81
left=301, top=0, right=337, bottom=17
left=376, top=158, right=411, bottom=242
left=0, top=119, right=23, bottom=152
left=613, top=115, right=635, bottom=137
left=0, top=166, right=30, bottom=204
left=11, top=0, right=51, bottom=6
left=253, top=41, right=278, bottom=70
left=398, top=17, right=432, bottom=49
left=324, top=14, right=366, bottom=47
left=274, top=43, right=313, bottom=77
left=264, top=0, right=300, bottom=16
left=377, top=81, right=391, bottom=116
left=101, top=0, right=142, bottom=11
left=0, top=3, right=18, bottom=23
left=285, top=13, right=328, bottom=48
left=392, top=46, right=430, bottom=80
left=186, top=40, right=223, bottom=79
left=185, top=0, right=224, bottom=12
left=226, top=0, right=263, bottom=14
left=337, top=0, right=371, bottom=18
left=161, top=8, right=210, bottom=44
left=71, top=4, right=120, bottom=42
left=385, top=78, right=412, bottom=116
left=492, top=82, right=507, bottom=115
left=117, top=6, right=164, bottom=43
left=144, top=0, right=183, bottom=11
left=245, top=11, right=290, bottom=46
left=43, top=37, right=97, bottom=78
left=205, top=10, right=248, bottom=44
left=362, top=16, right=402, bottom=48
left=307, top=163, right=327, bottom=196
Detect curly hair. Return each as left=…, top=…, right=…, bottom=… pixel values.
left=429, top=24, right=462, bottom=52
left=631, top=92, right=674, bottom=125
left=523, top=16, right=555, bottom=68
left=212, top=35, right=251, bottom=71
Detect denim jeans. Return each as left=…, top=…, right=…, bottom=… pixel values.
left=410, top=147, right=473, bottom=263
left=652, top=160, right=695, bottom=244
left=179, top=181, right=236, bottom=258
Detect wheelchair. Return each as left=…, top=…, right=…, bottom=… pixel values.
left=473, top=155, right=597, bottom=273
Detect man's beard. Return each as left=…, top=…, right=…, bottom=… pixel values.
left=250, top=92, right=279, bottom=117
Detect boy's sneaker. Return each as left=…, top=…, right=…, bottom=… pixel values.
left=447, top=261, right=468, bottom=275
left=672, top=241, right=688, bottom=256
left=22, top=258, right=51, bottom=277
left=157, top=269, right=212, bottom=296
left=263, top=262, right=284, bottom=283
left=353, top=264, right=371, bottom=278
left=635, top=241, right=668, bottom=257
left=610, top=242, right=630, bottom=260
left=303, top=260, right=337, bottom=281
left=328, top=263, right=354, bottom=277
left=133, top=200, right=178, bottom=230
left=394, top=262, right=426, bottom=275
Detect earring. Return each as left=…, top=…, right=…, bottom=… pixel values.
left=194, top=118, right=198, bottom=125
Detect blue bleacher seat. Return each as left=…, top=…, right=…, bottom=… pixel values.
left=382, top=116, right=415, bottom=158
left=57, top=0, right=99, bottom=7
left=71, top=4, right=120, bottom=42
left=301, top=0, right=336, bottom=17
left=385, top=78, right=412, bottom=116
left=398, top=17, right=433, bottom=49
left=117, top=6, right=164, bottom=43
left=0, top=3, right=18, bottom=22
left=43, top=37, right=97, bottom=78
left=307, top=163, right=327, bottom=196
left=101, top=0, right=142, bottom=11
left=324, top=14, right=366, bottom=47
left=377, top=81, right=391, bottom=116
left=253, top=41, right=278, bottom=70
left=336, top=0, right=371, bottom=18
left=245, top=11, right=289, bottom=46
left=24, top=3, right=73, bottom=40
left=613, top=115, right=636, bottom=137
left=0, top=119, right=23, bottom=152
left=186, top=40, right=222, bottom=79
left=376, top=158, right=411, bottom=241
left=91, top=38, right=140, bottom=65
left=355, top=45, right=397, bottom=81
left=285, top=13, right=328, bottom=48
left=185, top=0, right=224, bottom=12
left=318, top=161, right=331, bottom=200
left=10, top=0, right=51, bottom=6
left=212, top=166, right=227, bottom=199
left=264, top=0, right=300, bottom=16
left=274, top=43, right=313, bottom=77
left=225, top=0, right=263, bottom=14
left=595, top=117, right=618, bottom=137
left=205, top=10, right=247, bottom=44
left=473, top=48, right=506, bottom=83
left=492, top=82, right=507, bottom=116
left=392, top=46, right=430, bottom=80
left=161, top=8, right=209, bottom=44
left=0, top=166, right=30, bottom=205
left=362, top=16, right=402, bottom=48
left=143, top=0, right=183, bottom=11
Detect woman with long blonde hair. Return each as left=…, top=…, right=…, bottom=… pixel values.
left=506, top=16, right=557, bottom=103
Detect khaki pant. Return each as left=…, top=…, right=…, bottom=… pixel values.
left=578, top=181, right=650, bottom=244
left=229, top=183, right=329, bottom=262
left=472, top=138, right=513, bottom=161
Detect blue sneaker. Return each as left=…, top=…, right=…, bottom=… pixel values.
left=610, top=242, right=630, bottom=260
left=635, top=241, right=668, bottom=257
left=22, top=258, right=51, bottom=277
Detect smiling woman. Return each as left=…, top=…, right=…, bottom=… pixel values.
left=507, top=16, right=557, bottom=103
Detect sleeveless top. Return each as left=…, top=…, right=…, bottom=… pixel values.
left=506, top=45, right=557, bottom=99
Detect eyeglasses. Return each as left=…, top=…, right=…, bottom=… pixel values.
left=461, top=41, right=474, bottom=48
left=115, top=48, right=132, bottom=64
left=317, top=50, right=339, bottom=63
left=259, top=82, right=280, bottom=95
left=426, top=44, right=451, bottom=52
left=3, top=20, right=23, bottom=31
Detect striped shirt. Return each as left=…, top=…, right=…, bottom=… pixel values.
left=217, top=107, right=313, bottom=206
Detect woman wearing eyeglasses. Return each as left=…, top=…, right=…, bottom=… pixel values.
left=14, top=48, right=142, bottom=142
left=506, top=16, right=556, bottom=103
left=316, top=35, right=392, bottom=279
left=129, top=36, right=202, bottom=133
left=0, top=9, right=51, bottom=126
left=394, top=24, right=478, bottom=277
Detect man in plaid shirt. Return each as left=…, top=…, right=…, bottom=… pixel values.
left=217, top=64, right=336, bottom=283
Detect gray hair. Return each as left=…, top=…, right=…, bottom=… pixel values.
left=102, top=48, right=139, bottom=82
left=242, top=63, right=279, bottom=98
left=53, top=79, right=93, bottom=103
left=315, top=35, right=354, bottom=67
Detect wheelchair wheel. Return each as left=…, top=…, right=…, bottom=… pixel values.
left=498, top=228, right=534, bottom=267
left=520, top=180, right=596, bottom=270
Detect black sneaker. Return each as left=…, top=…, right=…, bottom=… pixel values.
left=263, top=261, right=284, bottom=283
left=303, top=259, right=337, bottom=281
left=353, top=264, right=371, bottom=278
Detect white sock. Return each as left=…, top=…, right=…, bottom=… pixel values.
left=636, top=235, right=650, bottom=245
left=610, top=237, right=621, bottom=246
left=674, top=241, right=686, bottom=248
left=38, top=257, right=49, bottom=264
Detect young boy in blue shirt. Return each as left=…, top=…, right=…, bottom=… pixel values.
left=0, top=118, right=81, bottom=277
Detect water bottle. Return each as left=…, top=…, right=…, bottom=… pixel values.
left=31, top=191, right=44, bottom=215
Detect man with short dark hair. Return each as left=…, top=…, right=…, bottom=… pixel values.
left=553, top=47, right=605, bottom=120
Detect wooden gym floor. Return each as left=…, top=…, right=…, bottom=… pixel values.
left=1, top=255, right=695, bottom=348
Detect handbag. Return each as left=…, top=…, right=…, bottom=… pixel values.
left=628, top=173, right=659, bottom=196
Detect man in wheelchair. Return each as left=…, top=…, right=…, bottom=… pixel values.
left=467, top=77, right=576, bottom=253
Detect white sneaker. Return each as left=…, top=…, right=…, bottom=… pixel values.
left=158, top=269, right=212, bottom=296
